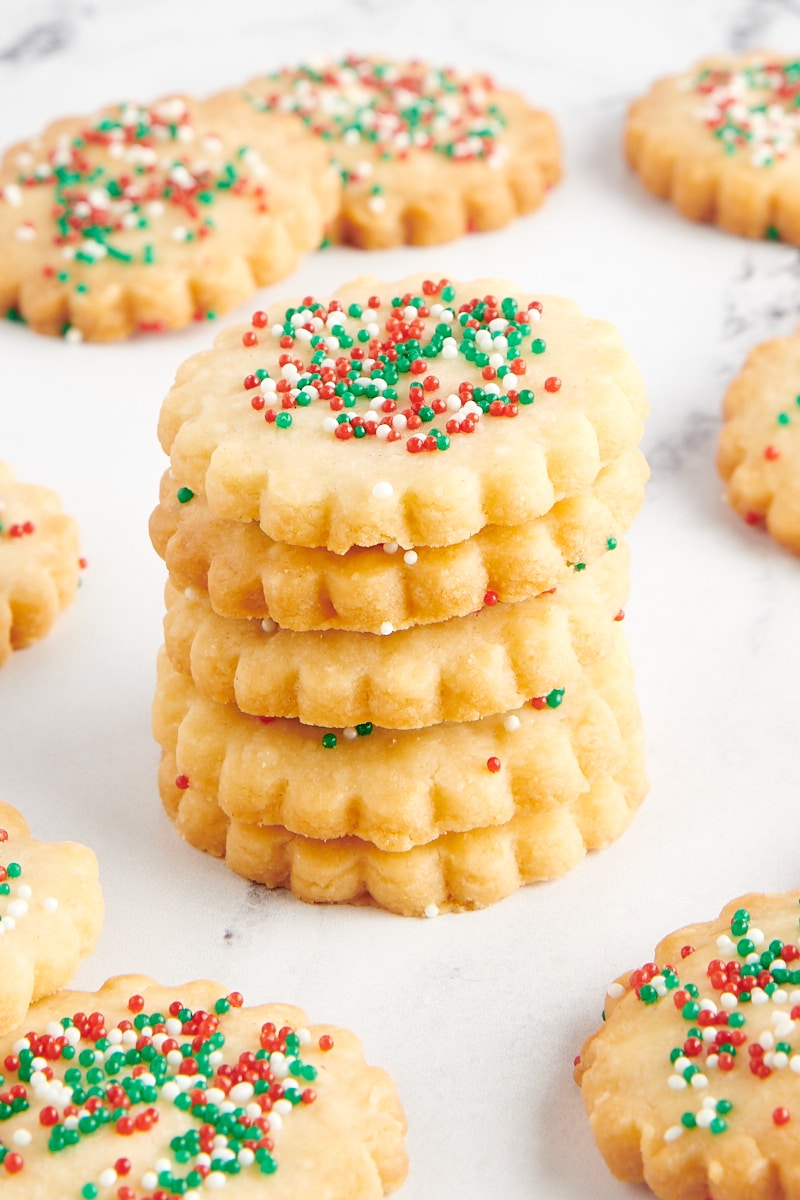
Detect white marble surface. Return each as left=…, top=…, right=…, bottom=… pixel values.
left=1, top=2, right=800, bottom=1196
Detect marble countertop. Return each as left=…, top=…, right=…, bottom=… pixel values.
left=2, top=1, right=800, bottom=1196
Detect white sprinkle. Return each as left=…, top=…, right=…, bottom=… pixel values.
left=16, top=885, right=31, bottom=900
left=789, top=1055, right=800, bottom=1073
left=14, top=223, right=36, bottom=242
left=343, top=727, right=357, bottom=740
left=667, top=1076, right=687, bottom=1090
left=3, top=183, right=22, bottom=206
left=690, top=1073, right=708, bottom=1089
left=99, top=1168, right=117, bottom=1186
left=64, top=328, right=84, bottom=344
left=372, top=481, right=393, bottom=500
left=261, top=618, right=277, bottom=634
left=750, top=927, right=766, bottom=947
left=503, top=714, right=521, bottom=732
left=205, top=1173, right=227, bottom=1191
left=403, top=550, right=418, bottom=566
left=759, top=1031, right=775, bottom=1051
left=184, top=587, right=199, bottom=601
left=171, top=225, right=188, bottom=242
left=424, top=904, right=439, bottom=919
left=380, top=621, right=394, bottom=636
left=368, top=195, right=386, bottom=213
left=720, top=991, right=738, bottom=1010
left=11, top=1129, right=31, bottom=1146
left=392, top=413, right=408, bottom=431
left=376, top=424, right=391, bottom=440
left=751, top=988, right=769, bottom=1005
left=322, top=417, right=338, bottom=434
left=382, top=541, right=399, bottom=555
left=664, top=1124, right=684, bottom=1142
left=606, top=982, right=626, bottom=1000
left=716, top=934, right=736, bottom=953
left=696, top=1108, right=714, bottom=1127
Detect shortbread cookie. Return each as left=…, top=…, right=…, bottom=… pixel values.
left=151, top=448, right=648, bottom=630
left=158, top=718, right=646, bottom=916
left=0, top=462, right=81, bottom=665
left=717, top=330, right=800, bottom=554
left=158, top=274, right=648, bottom=552
left=627, top=54, right=800, bottom=243
left=162, top=544, right=629, bottom=728
left=0, top=95, right=338, bottom=341
left=0, top=974, right=407, bottom=1197
left=0, top=801, right=102, bottom=1035
left=153, top=627, right=640, bottom=850
left=575, top=889, right=800, bottom=1200
left=206, top=55, right=561, bottom=248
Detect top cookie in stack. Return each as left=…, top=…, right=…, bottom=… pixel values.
left=151, top=274, right=649, bottom=915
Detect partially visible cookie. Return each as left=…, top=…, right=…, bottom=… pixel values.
left=158, top=719, right=646, bottom=916
left=206, top=55, right=561, bottom=248
left=158, top=275, right=647, bottom=552
left=153, top=629, right=638, bottom=850
left=718, top=330, right=800, bottom=554
left=0, top=974, right=407, bottom=1197
left=627, top=54, right=800, bottom=243
left=0, top=94, right=338, bottom=341
left=161, top=544, right=629, bottom=728
left=151, top=448, right=647, bottom=630
left=0, top=462, right=81, bottom=665
left=0, top=800, right=103, bottom=1035
left=576, top=889, right=800, bottom=1200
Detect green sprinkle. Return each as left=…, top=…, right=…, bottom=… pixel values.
left=177, top=487, right=194, bottom=504
left=546, top=688, right=564, bottom=709
left=322, top=733, right=337, bottom=749
left=531, top=338, right=546, bottom=354
left=275, top=412, right=292, bottom=429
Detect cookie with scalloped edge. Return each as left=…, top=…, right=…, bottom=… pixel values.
left=626, top=53, right=800, bottom=243
left=575, top=888, right=800, bottom=1200
left=205, top=55, right=561, bottom=249
left=157, top=274, right=647, bottom=553
left=0, top=94, right=338, bottom=341
left=158, top=714, right=645, bottom=917
left=717, top=329, right=800, bottom=554
left=151, top=447, right=647, bottom=631
left=0, top=801, right=103, bottom=1036
left=0, top=462, right=81, bottom=665
left=153, top=625, right=640, bottom=850
left=162, top=542, right=629, bottom=729
left=0, top=973, right=407, bottom=1197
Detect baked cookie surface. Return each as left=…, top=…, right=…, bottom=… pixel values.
left=158, top=274, right=647, bottom=553
left=0, top=95, right=338, bottom=341
left=158, top=714, right=645, bottom=917
left=161, top=545, right=629, bottom=729
left=718, top=330, right=800, bottom=554
left=0, top=462, right=80, bottom=665
left=0, top=974, right=407, bottom=1198
left=627, top=54, right=800, bottom=243
left=576, top=889, right=800, bottom=1200
left=206, top=55, right=561, bottom=248
left=151, top=448, right=647, bottom=630
left=0, top=800, right=102, bottom=1035
left=153, top=630, right=638, bottom=851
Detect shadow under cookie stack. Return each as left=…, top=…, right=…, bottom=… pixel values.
left=150, top=274, right=649, bottom=916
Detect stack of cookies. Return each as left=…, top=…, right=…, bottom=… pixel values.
left=150, top=274, right=649, bottom=915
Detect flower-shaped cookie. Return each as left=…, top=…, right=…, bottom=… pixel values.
left=0, top=800, right=103, bottom=1034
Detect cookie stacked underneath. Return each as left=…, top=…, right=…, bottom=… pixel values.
left=150, top=274, right=649, bottom=915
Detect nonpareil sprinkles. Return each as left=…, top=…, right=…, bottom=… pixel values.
left=693, top=59, right=800, bottom=166
left=246, top=56, right=509, bottom=176
left=241, top=280, right=548, bottom=453
left=0, top=990, right=331, bottom=1195
left=618, top=900, right=800, bottom=1143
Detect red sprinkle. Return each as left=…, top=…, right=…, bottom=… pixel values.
left=486, top=757, right=502, bottom=773
left=544, top=376, right=561, bottom=393
left=774, top=1107, right=791, bottom=1125
left=175, top=775, right=190, bottom=790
